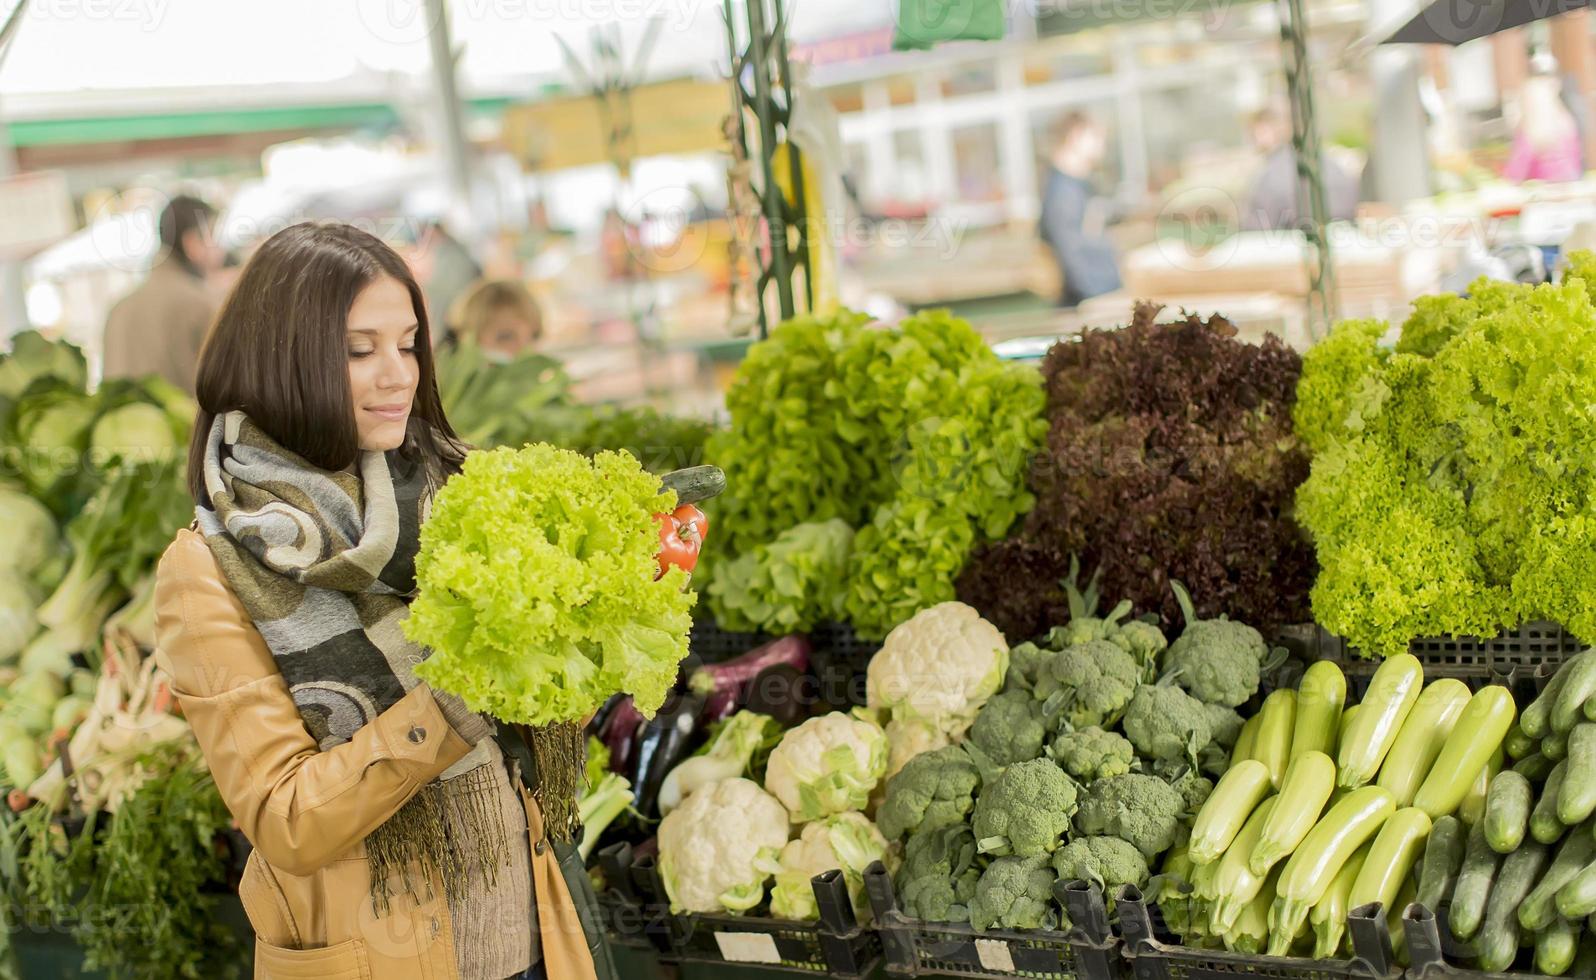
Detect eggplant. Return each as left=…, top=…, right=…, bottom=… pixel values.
left=588, top=693, right=626, bottom=738
left=630, top=692, right=704, bottom=819
left=744, top=663, right=809, bottom=727
left=599, top=696, right=646, bottom=775
left=687, top=635, right=811, bottom=709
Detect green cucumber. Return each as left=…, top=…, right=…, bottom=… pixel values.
left=1520, top=825, right=1596, bottom=930
left=1504, top=723, right=1536, bottom=761
left=1533, top=761, right=1572, bottom=844
left=659, top=465, right=726, bottom=504
left=1415, top=814, right=1464, bottom=912
left=1560, top=723, right=1596, bottom=824
left=1524, top=655, right=1581, bottom=738
left=1554, top=653, right=1596, bottom=734
left=1556, top=856, right=1596, bottom=919
left=1513, top=752, right=1554, bottom=782
left=1536, top=918, right=1579, bottom=976
left=1547, top=729, right=1570, bottom=761
left=1447, top=821, right=1500, bottom=941
left=1476, top=840, right=1550, bottom=971
left=1483, top=770, right=1533, bottom=854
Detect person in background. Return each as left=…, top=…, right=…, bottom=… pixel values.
left=102, top=195, right=224, bottom=393
left=1241, top=108, right=1360, bottom=232
left=1504, top=66, right=1584, bottom=184
left=447, top=279, right=544, bottom=359
left=1038, top=111, right=1122, bottom=308
left=413, top=219, right=485, bottom=334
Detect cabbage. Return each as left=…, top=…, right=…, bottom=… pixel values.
left=0, top=569, right=41, bottom=663
left=0, top=485, right=60, bottom=580
left=15, top=388, right=97, bottom=494
left=0, top=330, right=87, bottom=400
left=90, top=402, right=179, bottom=466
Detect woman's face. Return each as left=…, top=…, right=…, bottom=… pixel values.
left=477, top=307, right=540, bottom=360
left=347, top=275, right=420, bottom=452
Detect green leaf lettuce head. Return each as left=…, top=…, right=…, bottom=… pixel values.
left=405, top=444, right=696, bottom=725
left=705, top=518, right=854, bottom=633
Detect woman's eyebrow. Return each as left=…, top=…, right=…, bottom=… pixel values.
left=346, top=323, right=420, bottom=336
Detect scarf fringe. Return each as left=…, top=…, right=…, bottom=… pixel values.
left=366, top=761, right=510, bottom=918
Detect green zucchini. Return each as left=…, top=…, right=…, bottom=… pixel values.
left=1231, top=714, right=1261, bottom=768
left=1476, top=840, right=1550, bottom=971
left=1377, top=678, right=1471, bottom=807
left=1338, top=704, right=1360, bottom=749
left=1524, top=654, right=1581, bottom=738
left=1555, top=855, right=1596, bottom=919
left=1269, top=785, right=1395, bottom=953
left=659, top=465, right=726, bottom=504
left=1349, top=806, right=1431, bottom=912
left=1534, top=761, right=1573, bottom=844
left=1537, top=918, right=1580, bottom=977
left=1560, top=723, right=1596, bottom=825
left=1338, top=654, right=1423, bottom=789
left=1457, top=747, right=1501, bottom=828
left=1188, top=760, right=1272, bottom=865
left=1253, top=690, right=1296, bottom=791
left=1504, top=723, right=1537, bottom=761
left=1585, top=695, right=1596, bottom=722
left=1310, top=842, right=1369, bottom=959
left=1513, top=752, right=1555, bottom=782
left=1209, top=797, right=1279, bottom=934
left=1483, top=770, right=1533, bottom=854
left=1447, top=821, right=1500, bottom=941
left=1521, top=824, right=1596, bottom=931
left=1414, top=686, right=1517, bottom=819
left=1554, top=652, right=1596, bottom=734
left=1415, top=814, right=1464, bottom=912
left=1250, top=751, right=1335, bottom=876
left=1292, top=661, right=1346, bottom=761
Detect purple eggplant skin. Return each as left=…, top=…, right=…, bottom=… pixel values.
left=687, top=635, right=812, bottom=706
left=588, top=693, right=626, bottom=739
left=745, top=664, right=810, bottom=727
left=601, top=696, right=647, bottom=775
left=630, top=692, right=706, bottom=819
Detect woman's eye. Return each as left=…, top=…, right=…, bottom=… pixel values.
left=349, top=349, right=372, bottom=359
left=401, top=346, right=417, bottom=356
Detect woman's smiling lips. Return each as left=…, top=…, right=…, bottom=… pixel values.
left=365, top=404, right=411, bottom=421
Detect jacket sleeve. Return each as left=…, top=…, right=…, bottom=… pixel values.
left=153, top=531, right=475, bottom=877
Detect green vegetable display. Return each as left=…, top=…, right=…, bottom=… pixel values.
left=972, top=758, right=1078, bottom=857
left=969, top=854, right=1059, bottom=931
left=1072, top=772, right=1185, bottom=860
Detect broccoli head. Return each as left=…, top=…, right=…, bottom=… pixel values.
left=1204, top=703, right=1246, bottom=750
left=969, top=690, right=1048, bottom=767
left=972, top=758, right=1078, bottom=857
left=1157, top=763, right=1215, bottom=818
left=1072, top=772, right=1184, bottom=860
left=1050, top=835, right=1150, bottom=896
left=1163, top=581, right=1268, bottom=707
left=1111, top=619, right=1168, bottom=678
left=897, top=824, right=982, bottom=922
left=1122, top=684, right=1213, bottom=764
left=1033, top=640, right=1140, bottom=729
left=877, top=745, right=981, bottom=840
left=1005, top=640, right=1051, bottom=691
left=1050, top=726, right=1135, bottom=783
left=969, top=855, right=1059, bottom=932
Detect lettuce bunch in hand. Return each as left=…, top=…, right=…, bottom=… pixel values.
left=405, top=444, right=697, bottom=839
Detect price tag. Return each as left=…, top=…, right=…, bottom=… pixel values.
left=975, top=938, right=1016, bottom=972
left=715, top=931, right=782, bottom=964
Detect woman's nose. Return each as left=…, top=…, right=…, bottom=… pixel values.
left=377, top=349, right=414, bottom=390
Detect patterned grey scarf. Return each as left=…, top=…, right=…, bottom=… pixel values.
left=197, top=410, right=507, bottom=914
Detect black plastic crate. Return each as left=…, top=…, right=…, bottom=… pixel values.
left=1268, top=621, right=1582, bottom=702
left=1403, top=902, right=1574, bottom=980
left=595, top=842, right=881, bottom=976
left=687, top=616, right=772, bottom=665
left=863, top=863, right=1118, bottom=978
left=1117, top=884, right=1400, bottom=980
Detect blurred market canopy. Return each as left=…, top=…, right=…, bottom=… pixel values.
left=1382, top=0, right=1592, bottom=44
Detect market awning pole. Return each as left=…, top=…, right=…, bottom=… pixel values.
left=0, top=1, right=31, bottom=342
left=1277, top=0, right=1338, bottom=339
left=424, top=0, right=475, bottom=238
left=744, top=0, right=797, bottom=326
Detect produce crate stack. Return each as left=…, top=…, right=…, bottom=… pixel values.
left=864, top=865, right=1117, bottom=979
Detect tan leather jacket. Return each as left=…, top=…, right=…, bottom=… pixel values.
left=153, top=529, right=598, bottom=980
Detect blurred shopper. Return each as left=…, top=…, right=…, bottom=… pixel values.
left=1039, top=112, right=1122, bottom=308
left=1504, top=68, right=1585, bottom=184
left=1241, top=108, right=1359, bottom=232
left=413, top=219, right=485, bottom=332
left=448, top=279, right=544, bottom=359
left=101, top=195, right=224, bottom=393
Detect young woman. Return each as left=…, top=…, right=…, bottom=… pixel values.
left=151, top=222, right=597, bottom=980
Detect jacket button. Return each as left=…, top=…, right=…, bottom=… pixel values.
left=535, top=840, right=547, bottom=855
left=407, top=725, right=427, bottom=744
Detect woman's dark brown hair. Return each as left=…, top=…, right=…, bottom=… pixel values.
left=187, top=221, right=466, bottom=505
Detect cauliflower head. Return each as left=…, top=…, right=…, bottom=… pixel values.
left=972, top=758, right=1077, bottom=857
left=867, top=601, right=1008, bottom=735
left=1072, top=772, right=1184, bottom=860
left=877, top=744, right=982, bottom=840
left=765, top=711, right=889, bottom=821
left=1121, top=684, right=1213, bottom=763
left=1050, top=726, right=1135, bottom=783
left=896, top=823, right=981, bottom=923
left=768, top=812, right=890, bottom=922
left=1033, top=640, right=1140, bottom=729
left=1050, top=835, right=1150, bottom=894
left=657, top=777, right=791, bottom=913
left=884, top=717, right=951, bottom=781
left=969, top=855, right=1059, bottom=932
left=968, top=690, right=1048, bottom=767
